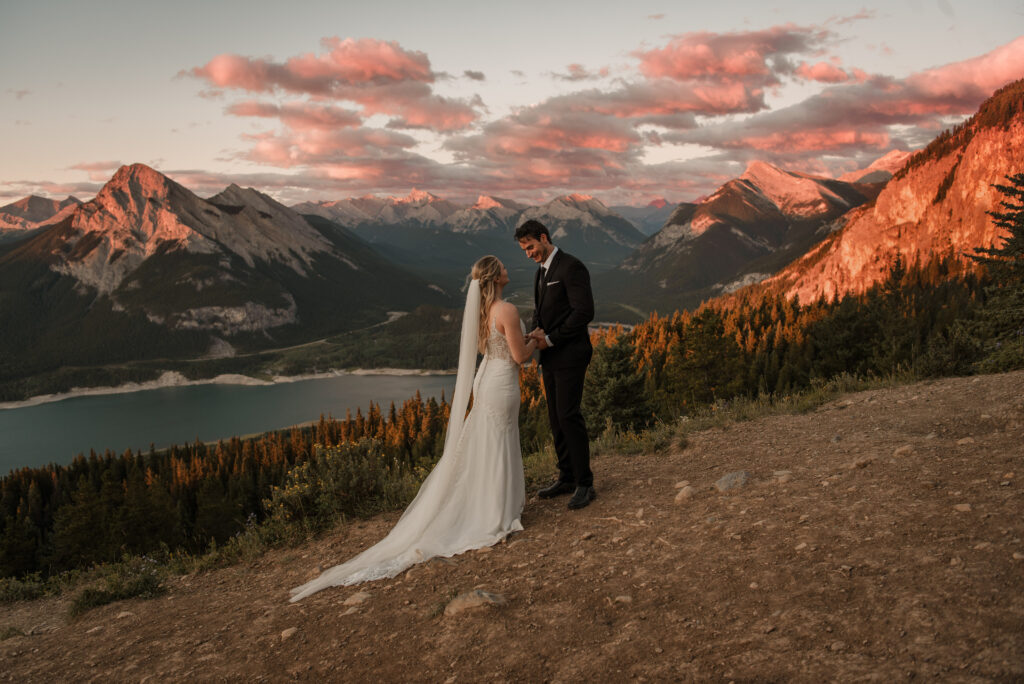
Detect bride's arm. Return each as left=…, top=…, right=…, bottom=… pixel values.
left=496, top=302, right=536, bottom=364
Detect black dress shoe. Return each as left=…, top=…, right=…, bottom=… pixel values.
left=537, top=480, right=575, bottom=498
left=567, top=486, right=596, bottom=510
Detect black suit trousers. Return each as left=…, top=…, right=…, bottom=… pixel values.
left=541, top=360, right=593, bottom=488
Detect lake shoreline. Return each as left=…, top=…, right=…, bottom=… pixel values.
left=0, top=368, right=455, bottom=411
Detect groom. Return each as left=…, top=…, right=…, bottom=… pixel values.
left=515, top=219, right=596, bottom=510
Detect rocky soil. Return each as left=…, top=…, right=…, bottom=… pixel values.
left=3, top=371, right=1023, bottom=682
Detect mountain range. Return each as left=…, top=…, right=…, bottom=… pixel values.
left=593, top=161, right=885, bottom=318
left=2, top=79, right=1020, bottom=396
left=739, top=79, right=1024, bottom=306
left=0, top=164, right=449, bottom=390
left=294, top=190, right=647, bottom=282
left=0, top=195, right=81, bottom=243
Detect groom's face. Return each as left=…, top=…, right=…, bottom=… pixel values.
left=518, top=235, right=552, bottom=264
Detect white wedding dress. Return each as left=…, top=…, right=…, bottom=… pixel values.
left=290, top=316, right=525, bottom=601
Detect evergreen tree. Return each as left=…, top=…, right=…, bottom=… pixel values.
left=970, top=173, right=1024, bottom=370
left=582, top=335, right=653, bottom=437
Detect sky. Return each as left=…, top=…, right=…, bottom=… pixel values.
left=1, top=0, right=1023, bottom=207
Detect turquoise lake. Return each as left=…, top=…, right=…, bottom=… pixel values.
left=0, top=373, right=455, bottom=474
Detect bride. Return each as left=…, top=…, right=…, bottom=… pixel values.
left=290, top=256, right=537, bottom=601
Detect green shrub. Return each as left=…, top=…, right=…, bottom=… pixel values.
left=264, top=439, right=420, bottom=533
left=68, top=556, right=166, bottom=617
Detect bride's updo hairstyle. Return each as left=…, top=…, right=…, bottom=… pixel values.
left=471, top=255, right=503, bottom=353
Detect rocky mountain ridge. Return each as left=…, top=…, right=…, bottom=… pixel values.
left=594, top=160, right=883, bottom=318
left=763, top=79, right=1024, bottom=304
left=0, top=164, right=449, bottom=390
left=294, top=189, right=647, bottom=272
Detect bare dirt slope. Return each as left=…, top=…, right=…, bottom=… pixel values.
left=3, top=371, right=1023, bottom=682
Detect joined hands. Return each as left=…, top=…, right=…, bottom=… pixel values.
left=527, top=328, right=550, bottom=350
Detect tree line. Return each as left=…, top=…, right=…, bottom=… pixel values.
left=2, top=174, right=1021, bottom=579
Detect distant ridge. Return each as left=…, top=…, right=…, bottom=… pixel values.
left=753, top=79, right=1024, bottom=305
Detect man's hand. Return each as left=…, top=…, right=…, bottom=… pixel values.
left=528, top=329, right=550, bottom=350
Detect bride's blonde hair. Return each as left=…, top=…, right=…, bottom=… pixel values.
left=471, top=255, right=503, bottom=353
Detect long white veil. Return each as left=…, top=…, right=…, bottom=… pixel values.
left=443, top=278, right=480, bottom=453
left=289, top=278, right=486, bottom=600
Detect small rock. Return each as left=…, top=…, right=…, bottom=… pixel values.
left=573, top=550, right=585, bottom=558
left=956, top=437, right=975, bottom=445
left=475, top=546, right=492, bottom=554
left=613, top=595, right=633, bottom=604
left=980, top=414, right=992, bottom=420
left=831, top=434, right=842, bottom=443
left=715, top=471, right=750, bottom=492
left=635, top=508, right=644, bottom=520
left=849, top=457, right=874, bottom=469
left=973, top=542, right=993, bottom=550
left=1013, top=552, right=1024, bottom=561
left=444, top=590, right=507, bottom=616
left=795, top=542, right=808, bottom=551
left=925, top=432, right=938, bottom=440
left=830, top=641, right=846, bottom=652
left=342, top=606, right=359, bottom=616
left=343, top=591, right=371, bottom=606
left=281, top=627, right=298, bottom=641
left=764, top=625, right=777, bottom=634
left=674, top=486, right=696, bottom=504
left=115, top=611, right=134, bottom=620
left=893, top=445, right=914, bottom=458
left=953, top=503, right=972, bottom=513
left=674, top=480, right=690, bottom=489
left=580, top=531, right=594, bottom=540
left=86, top=626, right=103, bottom=634
left=749, top=582, right=759, bottom=590
left=774, top=471, right=793, bottom=484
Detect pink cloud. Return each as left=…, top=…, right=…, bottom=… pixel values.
left=905, top=36, right=1024, bottom=104
left=186, top=38, right=480, bottom=132
left=68, top=160, right=124, bottom=181
left=795, top=61, right=850, bottom=83
left=242, top=128, right=419, bottom=167
left=226, top=101, right=362, bottom=130
left=668, top=36, right=1024, bottom=167
left=634, top=25, right=833, bottom=84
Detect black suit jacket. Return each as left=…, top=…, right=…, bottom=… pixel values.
left=532, top=249, right=594, bottom=368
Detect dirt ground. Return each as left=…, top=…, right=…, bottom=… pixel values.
left=2, top=371, right=1023, bottom=682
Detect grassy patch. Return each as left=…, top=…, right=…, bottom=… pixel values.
left=0, top=574, right=47, bottom=604
left=68, top=556, right=167, bottom=617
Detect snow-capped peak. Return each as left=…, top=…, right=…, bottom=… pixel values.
left=740, top=160, right=844, bottom=218
left=473, top=195, right=502, bottom=210
left=395, top=188, right=439, bottom=205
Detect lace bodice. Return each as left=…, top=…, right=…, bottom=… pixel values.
left=484, top=319, right=524, bottom=363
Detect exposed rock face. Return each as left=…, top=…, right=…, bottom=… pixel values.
left=0, top=195, right=80, bottom=232
left=0, top=164, right=448, bottom=348
left=768, top=83, right=1024, bottom=305
left=50, top=165, right=336, bottom=296
left=595, top=161, right=880, bottom=318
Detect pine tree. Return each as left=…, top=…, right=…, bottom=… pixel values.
left=582, top=335, right=653, bottom=436
left=969, top=173, right=1024, bottom=370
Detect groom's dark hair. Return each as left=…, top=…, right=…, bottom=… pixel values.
left=515, top=219, right=550, bottom=242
